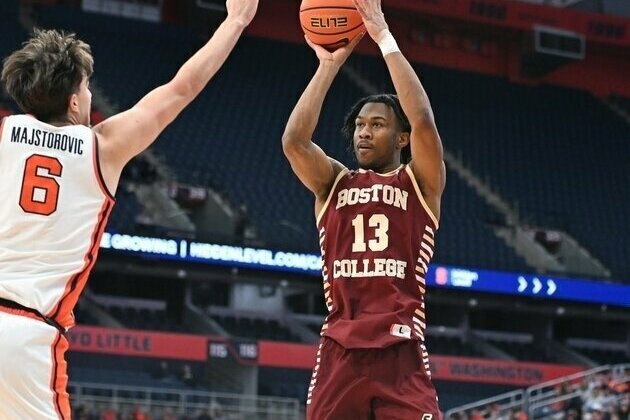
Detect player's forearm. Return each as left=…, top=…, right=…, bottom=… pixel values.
left=384, top=52, right=435, bottom=128
left=172, top=18, right=246, bottom=98
left=282, top=62, right=340, bottom=148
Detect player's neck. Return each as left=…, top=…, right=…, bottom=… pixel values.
left=46, top=114, right=79, bottom=127
left=373, top=161, right=402, bottom=174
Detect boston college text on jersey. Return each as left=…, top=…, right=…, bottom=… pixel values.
left=333, top=183, right=409, bottom=280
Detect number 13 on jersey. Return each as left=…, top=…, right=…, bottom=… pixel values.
left=351, top=214, right=389, bottom=252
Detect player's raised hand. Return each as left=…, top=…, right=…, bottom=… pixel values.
left=305, top=32, right=365, bottom=67
left=352, top=0, right=389, bottom=43
left=226, top=0, right=259, bottom=27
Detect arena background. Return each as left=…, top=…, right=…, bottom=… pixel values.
left=0, top=0, right=628, bottom=418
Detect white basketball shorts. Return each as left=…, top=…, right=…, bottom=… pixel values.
left=0, top=308, right=70, bottom=419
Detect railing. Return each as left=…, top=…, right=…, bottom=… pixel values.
left=444, top=389, right=526, bottom=419
left=527, top=365, right=612, bottom=403
left=69, top=382, right=301, bottom=420
left=444, top=363, right=630, bottom=419
left=527, top=364, right=629, bottom=418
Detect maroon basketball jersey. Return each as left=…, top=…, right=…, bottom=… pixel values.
left=317, top=164, right=439, bottom=349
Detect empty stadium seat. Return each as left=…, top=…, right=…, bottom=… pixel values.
left=425, top=334, right=484, bottom=358
left=210, top=313, right=301, bottom=342
left=32, top=6, right=537, bottom=275
left=20, top=5, right=629, bottom=281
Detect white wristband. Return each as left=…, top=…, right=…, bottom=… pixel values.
left=377, top=30, right=400, bottom=56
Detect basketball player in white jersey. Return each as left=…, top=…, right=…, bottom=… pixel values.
left=0, top=1, right=258, bottom=418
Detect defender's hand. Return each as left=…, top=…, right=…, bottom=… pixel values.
left=226, top=0, right=259, bottom=27
left=353, top=0, right=389, bottom=43
left=305, top=32, right=365, bottom=68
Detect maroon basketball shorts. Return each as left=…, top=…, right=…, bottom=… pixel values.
left=306, top=337, right=441, bottom=420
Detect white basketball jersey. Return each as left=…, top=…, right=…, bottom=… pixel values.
left=0, top=115, right=114, bottom=328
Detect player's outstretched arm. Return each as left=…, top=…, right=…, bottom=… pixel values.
left=354, top=0, right=445, bottom=204
left=94, top=0, right=258, bottom=187
left=282, top=34, right=363, bottom=201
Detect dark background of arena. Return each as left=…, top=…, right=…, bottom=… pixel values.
left=0, top=0, right=628, bottom=419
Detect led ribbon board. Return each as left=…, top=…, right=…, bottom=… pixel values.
left=100, top=233, right=629, bottom=307
left=428, top=265, right=629, bottom=307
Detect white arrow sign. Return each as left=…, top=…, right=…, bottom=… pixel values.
left=532, top=277, right=543, bottom=294
left=518, top=276, right=528, bottom=293
left=547, top=279, right=557, bottom=295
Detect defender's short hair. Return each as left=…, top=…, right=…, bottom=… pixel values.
left=1, top=29, right=93, bottom=121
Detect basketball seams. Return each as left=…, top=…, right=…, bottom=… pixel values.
left=300, top=6, right=357, bottom=12
left=301, top=22, right=366, bottom=37
left=300, top=1, right=364, bottom=48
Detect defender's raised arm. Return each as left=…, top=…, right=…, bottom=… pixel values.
left=95, top=0, right=259, bottom=191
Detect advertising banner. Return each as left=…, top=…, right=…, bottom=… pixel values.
left=67, top=326, right=208, bottom=361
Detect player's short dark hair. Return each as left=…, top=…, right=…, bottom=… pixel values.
left=341, top=94, right=412, bottom=162
left=1, top=29, right=93, bottom=122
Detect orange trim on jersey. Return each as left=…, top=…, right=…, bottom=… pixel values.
left=92, top=132, right=116, bottom=202
left=0, top=116, right=6, bottom=145
left=50, top=332, right=71, bottom=420
left=0, top=304, right=42, bottom=322
left=46, top=199, right=114, bottom=327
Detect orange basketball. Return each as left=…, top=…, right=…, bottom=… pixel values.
left=300, top=0, right=365, bottom=51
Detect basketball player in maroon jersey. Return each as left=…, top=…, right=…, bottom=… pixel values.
left=282, top=0, right=445, bottom=418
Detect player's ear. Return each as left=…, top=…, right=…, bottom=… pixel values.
left=68, top=93, right=80, bottom=114
left=397, top=132, right=410, bottom=150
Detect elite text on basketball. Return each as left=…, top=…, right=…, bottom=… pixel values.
left=310, top=16, right=348, bottom=29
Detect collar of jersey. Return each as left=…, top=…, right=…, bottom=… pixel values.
left=357, top=164, right=404, bottom=177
